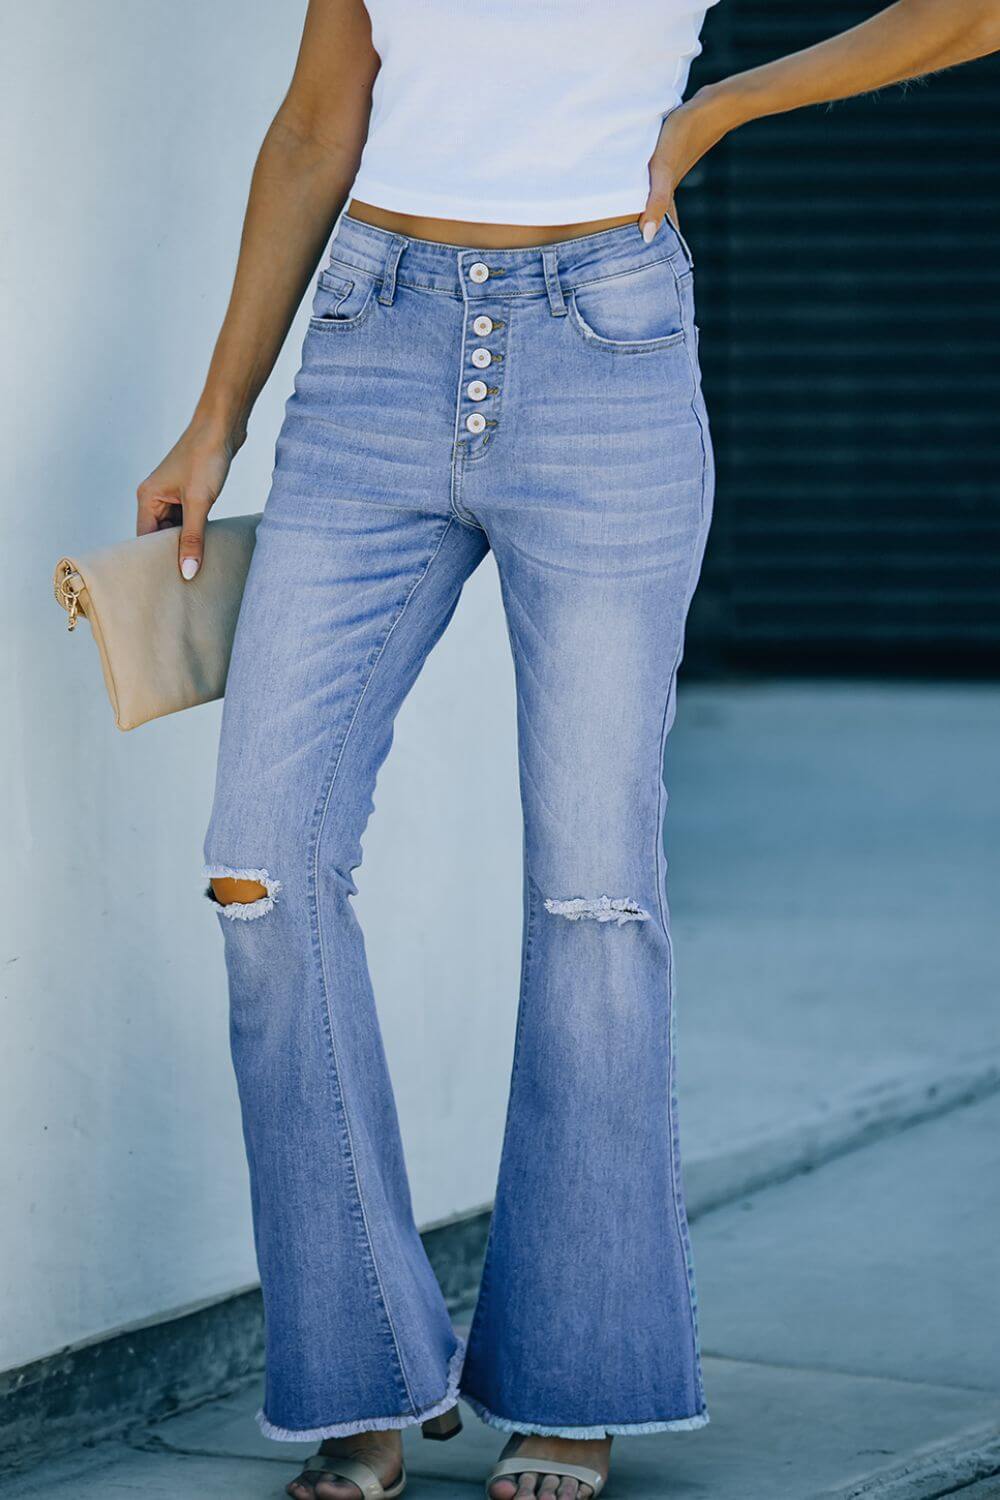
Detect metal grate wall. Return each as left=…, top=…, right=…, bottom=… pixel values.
left=680, top=2, right=1000, bottom=674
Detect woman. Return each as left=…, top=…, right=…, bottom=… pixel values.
left=137, top=4, right=1000, bottom=1497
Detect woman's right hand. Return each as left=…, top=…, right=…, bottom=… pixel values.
left=136, top=420, right=242, bottom=579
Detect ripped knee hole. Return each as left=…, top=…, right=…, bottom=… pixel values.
left=204, top=866, right=281, bottom=920
left=545, top=895, right=651, bottom=926
left=211, top=877, right=268, bottom=905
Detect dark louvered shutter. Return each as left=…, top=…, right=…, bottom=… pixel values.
left=680, top=2, right=1000, bottom=674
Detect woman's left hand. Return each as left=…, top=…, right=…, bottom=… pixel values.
left=640, top=0, right=1000, bottom=246
left=640, top=88, right=735, bottom=244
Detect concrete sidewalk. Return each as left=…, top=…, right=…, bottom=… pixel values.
left=669, top=682, right=1000, bottom=1205
left=7, top=1091, right=998, bottom=1499
left=5, top=681, right=998, bottom=1498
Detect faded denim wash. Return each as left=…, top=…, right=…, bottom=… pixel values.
left=203, top=213, right=714, bottom=1441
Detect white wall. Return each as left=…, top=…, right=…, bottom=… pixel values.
left=0, top=1, right=521, bottom=1373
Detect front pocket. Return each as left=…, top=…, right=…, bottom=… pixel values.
left=567, top=262, right=686, bottom=353
left=308, top=267, right=377, bottom=330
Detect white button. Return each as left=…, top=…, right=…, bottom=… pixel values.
left=472, top=315, right=493, bottom=336
left=468, top=262, right=490, bottom=284
left=467, top=379, right=488, bottom=401
left=471, top=347, right=492, bottom=369
left=465, top=412, right=487, bottom=434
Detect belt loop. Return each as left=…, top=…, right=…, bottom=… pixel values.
left=542, top=248, right=567, bottom=317
left=378, top=234, right=407, bottom=306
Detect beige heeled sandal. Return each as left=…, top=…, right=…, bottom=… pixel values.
left=485, top=1434, right=606, bottom=1498
left=296, top=1406, right=462, bottom=1499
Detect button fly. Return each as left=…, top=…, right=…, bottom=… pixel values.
left=457, top=284, right=508, bottom=461
left=468, top=262, right=490, bottom=284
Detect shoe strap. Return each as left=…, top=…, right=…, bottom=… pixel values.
left=302, top=1453, right=399, bottom=1498
left=488, top=1457, right=604, bottom=1494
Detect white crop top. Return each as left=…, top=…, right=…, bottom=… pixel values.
left=351, top=0, right=720, bottom=225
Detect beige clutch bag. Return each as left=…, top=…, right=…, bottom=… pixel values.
left=53, top=513, right=262, bottom=730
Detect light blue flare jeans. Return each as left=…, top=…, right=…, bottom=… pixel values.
left=204, top=213, right=714, bottom=1442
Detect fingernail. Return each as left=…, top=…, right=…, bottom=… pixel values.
left=180, top=557, right=199, bottom=580
left=641, top=221, right=658, bottom=245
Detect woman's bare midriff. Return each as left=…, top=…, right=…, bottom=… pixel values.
left=348, top=198, right=639, bottom=248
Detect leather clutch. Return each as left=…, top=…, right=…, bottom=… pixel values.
left=53, top=513, right=261, bottom=730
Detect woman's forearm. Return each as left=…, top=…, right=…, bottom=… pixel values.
left=700, top=0, right=1000, bottom=133
left=191, top=109, right=363, bottom=446
left=137, top=1, right=377, bottom=573
left=642, top=0, right=1000, bottom=231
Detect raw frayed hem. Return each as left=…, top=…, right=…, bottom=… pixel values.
left=256, top=1338, right=465, bottom=1442
left=203, top=865, right=282, bottom=921
left=460, top=1390, right=709, bottom=1438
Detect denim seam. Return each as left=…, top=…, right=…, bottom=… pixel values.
left=449, top=295, right=491, bottom=522
left=669, top=964, right=706, bottom=1411
left=399, top=259, right=678, bottom=301
left=307, top=515, right=458, bottom=1418
left=562, top=255, right=679, bottom=292
left=316, top=269, right=354, bottom=303
left=655, top=694, right=706, bottom=1412
left=325, top=260, right=679, bottom=303
left=325, top=257, right=381, bottom=285
left=652, top=491, right=711, bottom=1412
left=565, top=291, right=687, bottom=355
left=460, top=867, right=540, bottom=1375
left=450, top=441, right=487, bottom=531
left=308, top=285, right=379, bottom=334
left=449, top=282, right=475, bottom=525
left=672, top=258, right=710, bottom=527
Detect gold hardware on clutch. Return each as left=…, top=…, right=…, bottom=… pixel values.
left=57, top=564, right=81, bottom=631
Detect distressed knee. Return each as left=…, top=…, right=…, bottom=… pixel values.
left=204, top=865, right=281, bottom=921
left=544, top=895, right=651, bottom=927
left=212, top=877, right=268, bottom=905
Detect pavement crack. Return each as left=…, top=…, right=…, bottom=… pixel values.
left=816, top=1423, right=1000, bottom=1499
left=130, top=1434, right=292, bottom=1466
left=701, top=1351, right=997, bottom=1397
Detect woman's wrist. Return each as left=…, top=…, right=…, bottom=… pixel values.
left=689, top=77, right=761, bottom=136
left=189, top=400, right=249, bottom=457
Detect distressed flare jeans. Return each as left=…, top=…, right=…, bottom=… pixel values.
left=204, top=215, right=713, bottom=1441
